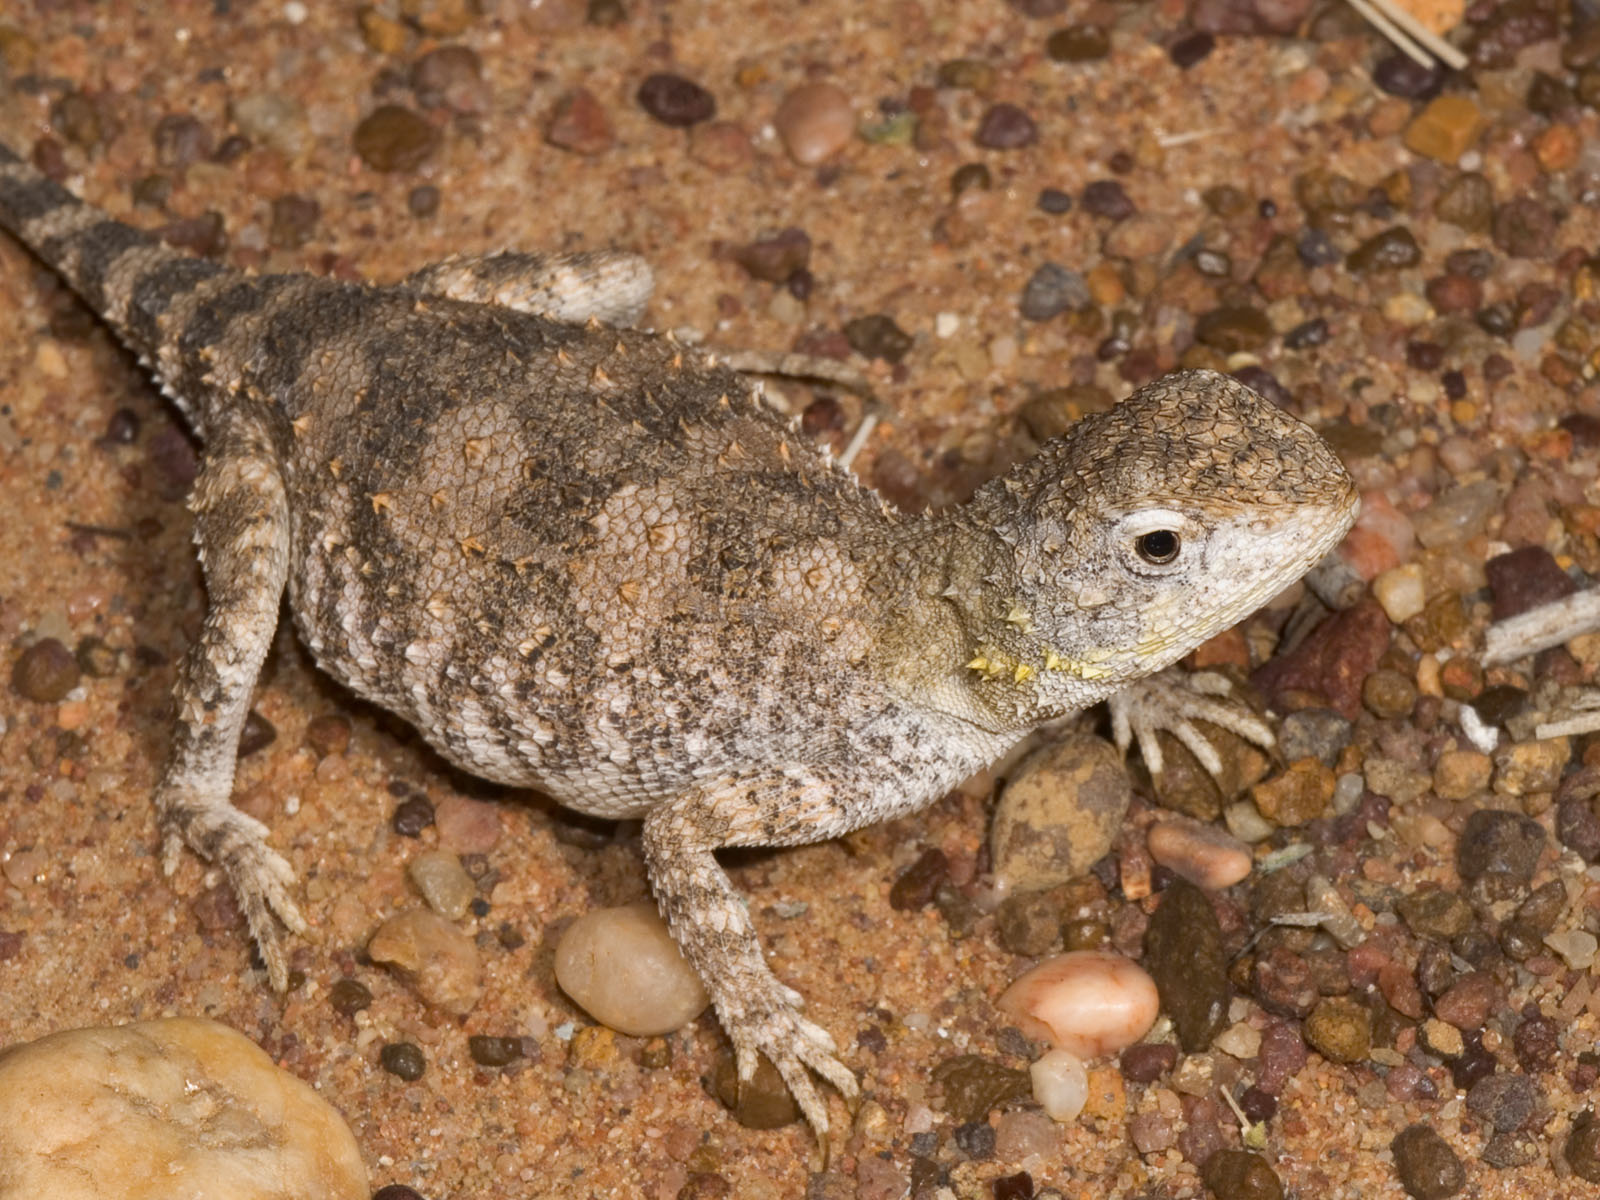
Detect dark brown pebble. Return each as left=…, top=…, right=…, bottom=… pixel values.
left=1486, top=545, right=1575, bottom=619
left=930, top=1054, right=1032, bottom=1123
left=380, top=1041, right=427, bottom=1080
left=1374, top=54, right=1445, bottom=98
left=353, top=105, right=439, bottom=172
left=1120, top=1041, right=1178, bottom=1082
left=1347, top=226, right=1420, bottom=273
left=1434, top=172, right=1493, bottom=231
left=586, top=0, right=627, bottom=24
left=1405, top=340, right=1443, bottom=371
left=411, top=45, right=482, bottom=109
left=153, top=113, right=213, bottom=168
left=992, top=1171, right=1033, bottom=1200
left=467, top=1034, right=523, bottom=1066
left=372, top=1186, right=427, bottom=1200
left=937, top=59, right=998, bottom=91
left=1239, top=1086, right=1277, bottom=1122
left=1391, top=1124, right=1465, bottom=1198
left=1458, top=808, right=1544, bottom=888
left=0, top=930, right=23, bottom=962
left=11, top=638, right=80, bottom=702
left=1425, top=273, right=1482, bottom=314
left=1144, top=878, right=1229, bottom=1051
left=1201, top=1149, right=1284, bottom=1200
left=1398, top=886, right=1471, bottom=940
left=1527, top=70, right=1577, bottom=114
left=1492, top=196, right=1559, bottom=258
left=1441, top=369, right=1466, bottom=399
left=328, top=977, right=374, bottom=1016
left=1482, top=352, right=1514, bottom=380
left=890, top=848, right=949, bottom=910
left=995, top=889, right=1063, bottom=956
left=733, top=227, right=811, bottom=283
left=844, top=313, right=913, bottom=363
left=1169, top=30, right=1216, bottom=67
left=951, top=161, right=992, bottom=196
left=1037, top=187, right=1073, bottom=213
left=1046, top=25, right=1110, bottom=61
left=1081, top=179, right=1135, bottom=219
left=1253, top=598, right=1391, bottom=721
left=1295, top=227, right=1340, bottom=267
left=1252, top=943, right=1318, bottom=1017
left=934, top=880, right=981, bottom=937
left=1019, top=262, right=1089, bottom=320
left=1203, top=184, right=1249, bottom=215
left=711, top=1049, right=799, bottom=1128
left=801, top=395, right=844, bottom=437
left=1284, top=317, right=1329, bottom=349
left=393, top=795, right=436, bottom=837
left=268, top=194, right=319, bottom=248
left=1195, top=305, right=1271, bottom=352
left=1557, top=793, right=1600, bottom=861
left=1231, top=366, right=1289, bottom=407
left=636, top=72, right=715, bottom=127
left=1567, top=1109, right=1600, bottom=1181
left=52, top=91, right=102, bottom=149
left=237, top=708, right=277, bottom=757
left=974, top=103, right=1038, bottom=149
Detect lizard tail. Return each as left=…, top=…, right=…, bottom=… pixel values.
left=0, top=141, right=228, bottom=370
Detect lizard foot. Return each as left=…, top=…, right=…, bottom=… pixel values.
left=1109, top=669, right=1274, bottom=779
left=722, top=973, right=860, bottom=1138
left=161, top=800, right=306, bottom=991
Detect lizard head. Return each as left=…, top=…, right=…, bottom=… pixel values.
left=955, top=369, right=1359, bottom=718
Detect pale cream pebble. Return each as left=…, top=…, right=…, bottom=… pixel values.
left=997, top=950, right=1160, bottom=1059
left=367, top=907, right=482, bottom=1015
left=407, top=849, right=475, bottom=920
left=1146, top=818, right=1253, bottom=889
left=0, top=1018, right=366, bottom=1200
left=772, top=82, right=854, bottom=165
left=433, top=793, right=502, bottom=853
left=1213, top=1021, right=1262, bottom=1059
left=1029, top=1048, right=1088, bottom=1122
left=1545, top=929, right=1598, bottom=970
left=554, top=901, right=709, bottom=1037
left=1372, top=562, right=1427, bottom=624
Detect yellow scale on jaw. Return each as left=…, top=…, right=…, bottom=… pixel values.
left=963, top=600, right=1118, bottom=684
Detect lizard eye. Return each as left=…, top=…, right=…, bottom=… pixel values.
left=1135, top=529, right=1181, bottom=564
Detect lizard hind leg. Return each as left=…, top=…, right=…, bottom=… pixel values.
left=154, top=414, right=304, bottom=991
left=640, top=769, right=869, bottom=1139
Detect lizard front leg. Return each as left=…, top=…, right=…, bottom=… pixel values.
left=154, top=413, right=304, bottom=990
left=641, top=767, right=870, bottom=1138
left=1108, top=669, right=1275, bottom=777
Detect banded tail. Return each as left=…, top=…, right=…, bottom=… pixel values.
left=0, top=142, right=232, bottom=416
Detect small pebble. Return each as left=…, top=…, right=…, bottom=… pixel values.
left=844, top=313, right=913, bottom=363
left=1402, top=95, right=1483, bottom=162
left=11, top=638, right=80, bottom=702
left=1456, top=809, right=1544, bottom=889
left=974, top=103, right=1038, bottom=149
left=352, top=106, right=439, bottom=173
left=380, top=1041, right=426, bottom=1081
left=1391, top=1124, right=1464, bottom=1199
left=553, top=901, right=708, bottom=1036
left=996, top=951, right=1159, bottom=1058
left=636, top=73, right=715, bottom=127
left=1046, top=25, right=1110, bottom=61
left=733, top=228, right=811, bottom=283
left=1146, top=819, right=1251, bottom=889
left=1346, top=227, right=1421, bottom=273
left=545, top=88, right=614, bottom=156
left=1169, top=30, right=1216, bottom=67
left=711, top=1049, right=799, bottom=1128
left=367, top=908, right=483, bottom=1016
left=932, top=1054, right=1033, bottom=1123
left=1567, top=1110, right=1600, bottom=1182
left=1029, top=1048, right=1088, bottom=1122
left=773, top=83, right=853, bottom=165
left=433, top=793, right=501, bottom=853
left=1081, top=179, right=1135, bottom=219
left=0, top=1019, right=367, bottom=1198
left=467, top=1035, right=523, bottom=1067
left=1201, top=1149, right=1283, bottom=1200
left=1037, top=187, right=1073, bottom=213
left=1545, top=929, right=1598, bottom=970
left=327, top=977, right=373, bottom=1017
left=1304, top=996, right=1370, bottom=1063
left=1465, top=1072, right=1539, bottom=1133
left=1019, top=263, right=1089, bottom=321
left=407, top=850, right=475, bottom=920
left=1144, top=878, right=1229, bottom=1051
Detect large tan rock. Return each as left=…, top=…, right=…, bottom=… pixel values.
left=0, top=1017, right=366, bottom=1200
left=991, top=733, right=1131, bottom=892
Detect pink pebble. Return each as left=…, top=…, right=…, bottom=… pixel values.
left=1338, top=490, right=1415, bottom=580
left=1146, top=819, right=1252, bottom=890
left=433, top=794, right=502, bottom=853
left=997, top=950, right=1159, bottom=1059
left=773, top=82, right=854, bottom=165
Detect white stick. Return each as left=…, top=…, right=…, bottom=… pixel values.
left=1483, top=589, right=1600, bottom=665
left=1345, top=0, right=1434, bottom=67
left=1362, top=0, right=1469, bottom=69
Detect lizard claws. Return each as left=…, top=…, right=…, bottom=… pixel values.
left=1109, top=669, right=1274, bottom=779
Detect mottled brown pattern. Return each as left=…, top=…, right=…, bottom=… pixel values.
left=0, top=141, right=1357, bottom=1138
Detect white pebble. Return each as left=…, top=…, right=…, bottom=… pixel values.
left=996, top=950, right=1159, bottom=1059
left=554, top=901, right=708, bottom=1036
left=1545, top=929, right=1598, bottom=970
left=1029, top=1049, right=1088, bottom=1122
left=1147, top=819, right=1252, bottom=889
left=1212, top=1021, right=1262, bottom=1059
left=1372, top=562, right=1426, bottom=624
